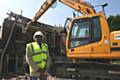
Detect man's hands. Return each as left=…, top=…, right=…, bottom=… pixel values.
left=37, top=68, right=47, bottom=76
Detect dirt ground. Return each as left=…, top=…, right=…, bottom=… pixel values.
left=2, top=75, right=57, bottom=80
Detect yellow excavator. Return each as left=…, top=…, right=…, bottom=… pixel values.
left=29, top=0, right=120, bottom=79
left=31, top=0, right=120, bottom=60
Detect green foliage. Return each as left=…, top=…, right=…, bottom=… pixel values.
left=107, top=15, right=120, bottom=31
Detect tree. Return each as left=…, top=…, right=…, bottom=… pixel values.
left=107, top=15, right=120, bottom=31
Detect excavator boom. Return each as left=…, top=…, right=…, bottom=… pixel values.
left=59, top=0, right=95, bottom=15
left=31, top=0, right=95, bottom=23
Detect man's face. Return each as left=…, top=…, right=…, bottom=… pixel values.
left=35, top=35, right=43, bottom=43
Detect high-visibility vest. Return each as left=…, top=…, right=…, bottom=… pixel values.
left=31, top=42, right=48, bottom=69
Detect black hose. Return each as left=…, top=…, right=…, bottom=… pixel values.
left=0, top=16, right=19, bottom=79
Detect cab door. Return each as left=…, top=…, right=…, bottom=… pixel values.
left=67, top=18, right=92, bottom=58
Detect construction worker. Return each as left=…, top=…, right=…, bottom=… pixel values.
left=26, top=31, right=49, bottom=80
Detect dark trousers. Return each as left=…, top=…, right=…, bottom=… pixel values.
left=30, top=75, right=47, bottom=80
left=39, top=74, right=47, bottom=80
left=30, top=77, right=38, bottom=80
left=23, top=63, right=30, bottom=74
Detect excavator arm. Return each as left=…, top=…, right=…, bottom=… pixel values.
left=31, top=0, right=56, bottom=23
left=31, top=0, right=95, bottom=23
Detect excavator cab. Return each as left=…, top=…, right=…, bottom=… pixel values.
left=66, top=13, right=111, bottom=59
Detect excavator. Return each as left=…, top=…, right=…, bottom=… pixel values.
left=28, top=0, right=120, bottom=79
left=30, top=0, right=120, bottom=60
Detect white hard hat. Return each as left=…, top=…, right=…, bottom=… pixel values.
left=33, top=31, right=44, bottom=40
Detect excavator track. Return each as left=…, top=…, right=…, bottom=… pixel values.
left=50, top=60, right=120, bottom=80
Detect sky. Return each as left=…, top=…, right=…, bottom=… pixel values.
left=0, top=0, right=120, bottom=26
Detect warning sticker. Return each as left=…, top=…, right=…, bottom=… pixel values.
left=114, top=34, right=120, bottom=40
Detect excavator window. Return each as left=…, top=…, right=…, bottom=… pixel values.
left=69, top=18, right=91, bottom=48
left=91, top=17, right=102, bottom=42
left=68, top=17, right=102, bottom=48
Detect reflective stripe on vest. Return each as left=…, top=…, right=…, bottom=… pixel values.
left=31, top=42, right=48, bottom=69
